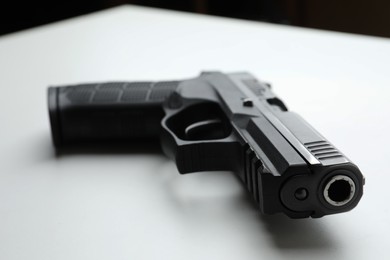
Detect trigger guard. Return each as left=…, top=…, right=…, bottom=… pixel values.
left=160, top=100, right=241, bottom=174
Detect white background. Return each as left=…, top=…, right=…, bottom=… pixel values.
left=0, top=5, right=389, bottom=260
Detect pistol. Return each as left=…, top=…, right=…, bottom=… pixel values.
left=48, top=72, right=364, bottom=218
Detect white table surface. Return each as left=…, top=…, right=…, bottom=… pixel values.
left=0, top=5, right=389, bottom=260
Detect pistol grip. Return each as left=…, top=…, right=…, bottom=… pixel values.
left=48, top=81, right=179, bottom=148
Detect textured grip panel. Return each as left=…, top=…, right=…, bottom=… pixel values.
left=62, top=81, right=179, bottom=104
left=49, top=81, right=179, bottom=148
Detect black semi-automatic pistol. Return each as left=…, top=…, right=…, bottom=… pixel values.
left=48, top=72, right=364, bottom=218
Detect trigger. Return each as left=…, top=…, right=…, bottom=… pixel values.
left=184, top=119, right=226, bottom=140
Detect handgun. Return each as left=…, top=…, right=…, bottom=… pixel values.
left=48, top=71, right=364, bottom=218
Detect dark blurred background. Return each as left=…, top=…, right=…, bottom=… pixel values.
left=1, top=0, right=390, bottom=38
